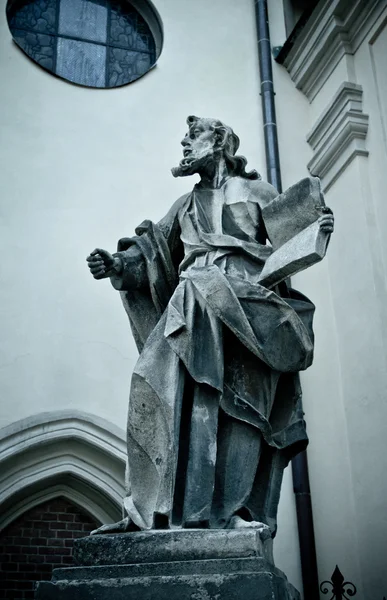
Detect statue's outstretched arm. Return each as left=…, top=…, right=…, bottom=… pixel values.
left=86, top=248, right=120, bottom=280
left=110, top=245, right=147, bottom=291
left=86, top=244, right=147, bottom=291
left=86, top=192, right=188, bottom=292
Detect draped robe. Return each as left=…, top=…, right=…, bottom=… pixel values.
left=110, top=175, right=315, bottom=533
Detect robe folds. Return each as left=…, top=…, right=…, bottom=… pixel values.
left=111, top=176, right=315, bottom=532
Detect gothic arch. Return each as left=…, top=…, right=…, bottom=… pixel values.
left=0, top=411, right=126, bottom=530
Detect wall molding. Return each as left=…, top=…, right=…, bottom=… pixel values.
left=306, top=82, right=369, bottom=191
left=0, top=411, right=126, bottom=530
left=0, top=481, right=120, bottom=532
left=0, top=410, right=126, bottom=463
left=281, top=0, right=386, bottom=101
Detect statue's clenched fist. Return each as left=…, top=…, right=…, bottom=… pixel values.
left=86, top=248, right=121, bottom=280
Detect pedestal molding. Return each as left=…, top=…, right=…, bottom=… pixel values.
left=35, top=531, right=301, bottom=600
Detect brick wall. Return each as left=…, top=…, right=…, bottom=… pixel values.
left=0, top=497, right=100, bottom=600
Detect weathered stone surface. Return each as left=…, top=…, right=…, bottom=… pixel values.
left=73, top=528, right=274, bottom=566
left=261, top=176, right=325, bottom=250
left=258, top=218, right=330, bottom=288
left=51, top=557, right=283, bottom=581
left=37, top=571, right=300, bottom=600
left=35, top=531, right=299, bottom=600
left=258, top=176, right=331, bottom=287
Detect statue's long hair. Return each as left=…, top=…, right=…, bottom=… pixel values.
left=187, top=115, right=260, bottom=180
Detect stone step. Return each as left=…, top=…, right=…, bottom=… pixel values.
left=73, top=528, right=273, bottom=566
left=35, top=530, right=299, bottom=600
left=52, top=556, right=280, bottom=581
left=37, top=569, right=299, bottom=600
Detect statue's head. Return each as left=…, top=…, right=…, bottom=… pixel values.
left=171, top=115, right=259, bottom=180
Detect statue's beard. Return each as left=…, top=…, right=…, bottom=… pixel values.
left=171, top=149, right=215, bottom=178
left=171, top=156, right=197, bottom=178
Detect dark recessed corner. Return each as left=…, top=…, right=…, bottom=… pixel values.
left=275, top=0, right=320, bottom=65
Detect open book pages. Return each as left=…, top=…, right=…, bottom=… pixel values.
left=261, top=176, right=325, bottom=251
left=258, top=177, right=329, bottom=289
left=258, top=220, right=330, bottom=288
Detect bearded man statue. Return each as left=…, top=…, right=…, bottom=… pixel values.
left=86, top=115, right=334, bottom=537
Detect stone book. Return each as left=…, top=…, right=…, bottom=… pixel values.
left=258, top=176, right=330, bottom=288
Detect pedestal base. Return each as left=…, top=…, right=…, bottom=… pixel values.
left=35, top=529, right=300, bottom=600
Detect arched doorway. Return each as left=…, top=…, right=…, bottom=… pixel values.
left=0, top=411, right=127, bottom=597
left=0, top=496, right=100, bottom=599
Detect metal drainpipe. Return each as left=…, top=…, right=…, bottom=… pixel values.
left=254, top=2, right=320, bottom=599
left=291, top=449, right=320, bottom=600
left=254, top=0, right=282, bottom=194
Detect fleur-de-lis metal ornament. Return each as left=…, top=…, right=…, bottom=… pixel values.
left=320, top=565, right=357, bottom=600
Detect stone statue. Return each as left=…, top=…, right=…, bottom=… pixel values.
left=86, top=116, right=334, bottom=537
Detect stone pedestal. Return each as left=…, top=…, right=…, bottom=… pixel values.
left=35, top=529, right=300, bottom=600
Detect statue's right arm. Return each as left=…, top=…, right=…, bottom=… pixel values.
left=110, top=244, right=147, bottom=291
left=87, top=193, right=189, bottom=292
left=86, top=245, right=147, bottom=291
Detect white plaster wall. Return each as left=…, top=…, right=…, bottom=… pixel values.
left=274, top=466, right=303, bottom=594
left=0, top=0, right=266, bottom=431
left=270, top=2, right=387, bottom=598
left=294, top=155, right=387, bottom=600
left=330, top=15, right=387, bottom=597
left=0, top=0, right=302, bottom=588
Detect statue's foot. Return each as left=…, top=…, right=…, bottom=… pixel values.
left=228, top=515, right=271, bottom=539
left=90, top=516, right=136, bottom=536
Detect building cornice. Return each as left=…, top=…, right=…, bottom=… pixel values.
left=280, top=0, right=386, bottom=101
left=306, top=82, right=369, bottom=191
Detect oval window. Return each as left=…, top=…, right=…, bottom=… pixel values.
left=6, top=0, right=162, bottom=88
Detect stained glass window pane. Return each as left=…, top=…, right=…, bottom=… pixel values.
left=108, top=48, right=151, bottom=87
left=12, top=28, right=55, bottom=70
left=8, top=0, right=57, bottom=35
left=56, top=38, right=106, bottom=86
left=58, top=0, right=108, bottom=43
left=135, top=32, right=152, bottom=52
left=109, top=0, right=136, bottom=49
